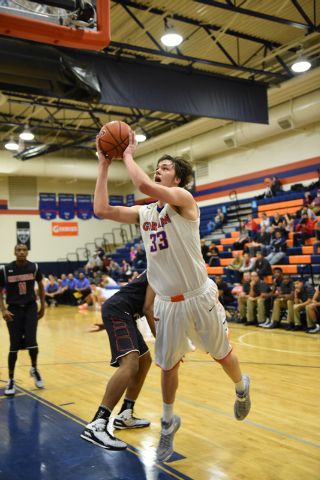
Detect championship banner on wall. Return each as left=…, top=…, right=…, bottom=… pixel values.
left=109, top=195, right=124, bottom=206
left=52, top=222, right=78, bottom=236
left=39, top=193, right=56, bottom=220
left=76, top=194, right=92, bottom=220
left=126, top=194, right=135, bottom=207
left=16, top=221, right=31, bottom=249
left=59, top=193, right=75, bottom=220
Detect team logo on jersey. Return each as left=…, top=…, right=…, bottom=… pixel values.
left=142, top=214, right=171, bottom=231
left=17, top=228, right=30, bottom=244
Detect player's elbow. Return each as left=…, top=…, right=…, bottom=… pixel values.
left=94, top=206, right=111, bottom=219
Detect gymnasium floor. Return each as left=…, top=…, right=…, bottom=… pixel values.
left=0, top=306, right=319, bottom=480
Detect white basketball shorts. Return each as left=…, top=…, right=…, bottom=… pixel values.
left=154, top=278, right=232, bottom=371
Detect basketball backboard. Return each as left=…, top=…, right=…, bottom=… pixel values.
left=0, top=0, right=110, bottom=50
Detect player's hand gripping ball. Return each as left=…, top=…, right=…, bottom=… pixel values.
left=98, top=121, right=132, bottom=159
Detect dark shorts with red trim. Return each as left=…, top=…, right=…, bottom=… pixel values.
left=102, top=309, right=149, bottom=367
left=6, top=302, right=38, bottom=351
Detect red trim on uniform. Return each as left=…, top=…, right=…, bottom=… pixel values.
left=155, top=357, right=183, bottom=372
left=170, top=294, right=185, bottom=302
left=211, top=344, right=233, bottom=362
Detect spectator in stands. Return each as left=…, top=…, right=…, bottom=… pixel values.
left=264, top=272, right=294, bottom=330
left=293, top=213, right=314, bottom=246
left=59, top=273, right=70, bottom=304
left=266, top=230, right=287, bottom=264
left=108, top=259, right=122, bottom=281
left=271, top=176, right=282, bottom=195
left=130, top=271, right=139, bottom=281
left=245, top=271, right=270, bottom=326
left=310, top=189, right=320, bottom=214
left=271, top=212, right=283, bottom=228
left=130, top=246, right=137, bottom=263
left=200, top=240, right=209, bottom=263
left=207, top=208, right=225, bottom=234
left=226, top=251, right=244, bottom=285
left=260, top=212, right=270, bottom=231
left=306, top=285, right=320, bottom=334
left=206, top=241, right=220, bottom=266
left=236, top=271, right=251, bottom=323
left=246, top=214, right=259, bottom=241
left=298, top=205, right=317, bottom=222
left=121, top=259, right=132, bottom=281
left=283, top=213, right=294, bottom=234
left=95, top=245, right=105, bottom=260
left=132, top=245, right=147, bottom=269
left=45, top=277, right=62, bottom=307
left=85, top=252, right=99, bottom=273
left=90, top=271, right=101, bottom=286
left=75, top=273, right=91, bottom=304
left=101, top=273, right=118, bottom=287
left=253, top=251, right=272, bottom=279
left=67, top=273, right=78, bottom=306
left=313, top=222, right=320, bottom=256
left=249, top=225, right=270, bottom=257
left=233, top=221, right=249, bottom=250
left=42, top=273, right=50, bottom=289
left=260, top=269, right=291, bottom=329
left=303, top=192, right=314, bottom=207
left=292, top=279, right=315, bottom=331
left=214, top=274, right=234, bottom=307
left=239, top=252, right=255, bottom=275
left=263, top=179, right=273, bottom=199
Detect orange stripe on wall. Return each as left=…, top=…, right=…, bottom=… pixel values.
left=0, top=210, right=40, bottom=215
left=0, top=200, right=8, bottom=205
left=196, top=155, right=320, bottom=192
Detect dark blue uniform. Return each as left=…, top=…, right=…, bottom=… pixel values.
left=0, top=261, right=42, bottom=351
left=102, top=271, right=149, bottom=367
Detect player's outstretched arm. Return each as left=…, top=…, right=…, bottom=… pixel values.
left=94, top=136, right=140, bottom=224
left=122, top=133, right=195, bottom=211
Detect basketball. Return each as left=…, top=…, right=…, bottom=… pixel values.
left=98, top=121, right=132, bottom=159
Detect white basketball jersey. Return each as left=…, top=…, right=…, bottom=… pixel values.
left=139, top=202, right=208, bottom=296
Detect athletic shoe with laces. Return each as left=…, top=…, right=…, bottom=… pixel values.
left=80, top=418, right=127, bottom=451
left=30, top=367, right=44, bottom=388
left=156, top=414, right=181, bottom=462
left=234, top=374, right=251, bottom=421
left=307, top=324, right=320, bottom=334
left=259, top=318, right=271, bottom=327
left=113, top=408, right=150, bottom=429
left=4, top=379, right=16, bottom=396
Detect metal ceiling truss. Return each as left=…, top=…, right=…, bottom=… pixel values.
left=110, top=0, right=303, bottom=80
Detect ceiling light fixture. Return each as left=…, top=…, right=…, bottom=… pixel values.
left=161, top=18, right=183, bottom=47
left=20, top=124, right=34, bottom=141
left=5, top=134, right=19, bottom=151
left=291, top=47, right=311, bottom=73
left=135, top=128, right=147, bottom=143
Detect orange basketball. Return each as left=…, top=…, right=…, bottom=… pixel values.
left=98, top=121, right=132, bottom=159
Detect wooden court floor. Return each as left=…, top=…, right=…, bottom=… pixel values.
left=1, top=306, right=320, bottom=480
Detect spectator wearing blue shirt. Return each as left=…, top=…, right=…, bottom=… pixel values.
left=75, top=272, right=91, bottom=304
left=66, top=273, right=78, bottom=306
left=266, top=231, right=287, bottom=265
left=58, top=273, right=70, bottom=305
left=45, top=278, right=62, bottom=307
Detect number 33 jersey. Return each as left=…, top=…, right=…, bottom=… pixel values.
left=0, top=261, right=42, bottom=305
left=139, top=203, right=208, bottom=296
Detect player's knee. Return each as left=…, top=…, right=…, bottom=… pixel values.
left=140, top=351, right=152, bottom=371
left=120, top=352, right=139, bottom=377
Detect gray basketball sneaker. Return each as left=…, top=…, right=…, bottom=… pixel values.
left=4, top=379, right=16, bottom=396
left=156, top=414, right=181, bottom=462
left=234, top=374, right=251, bottom=421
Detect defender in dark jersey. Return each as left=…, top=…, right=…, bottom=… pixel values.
left=81, top=271, right=156, bottom=451
left=0, top=244, right=45, bottom=396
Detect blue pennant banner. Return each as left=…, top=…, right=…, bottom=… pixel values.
left=39, top=193, right=56, bottom=220
left=126, top=194, right=135, bottom=207
left=76, top=194, right=92, bottom=220
left=59, top=194, right=75, bottom=220
left=109, top=195, right=124, bottom=206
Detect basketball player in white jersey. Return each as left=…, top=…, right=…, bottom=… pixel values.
left=94, top=133, right=251, bottom=462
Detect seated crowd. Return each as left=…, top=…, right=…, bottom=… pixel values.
left=201, top=190, right=320, bottom=334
